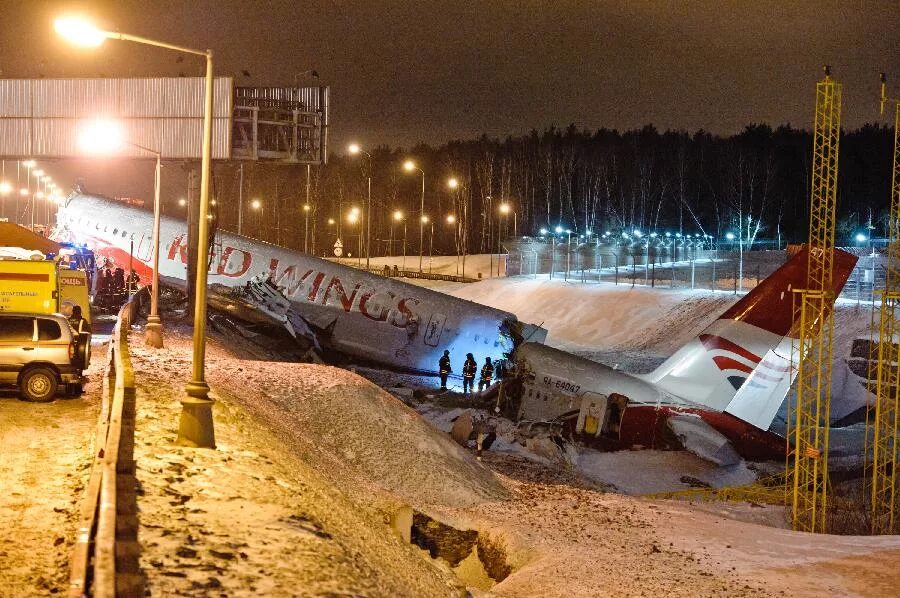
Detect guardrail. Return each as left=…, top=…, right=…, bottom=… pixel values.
left=69, top=288, right=148, bottom=597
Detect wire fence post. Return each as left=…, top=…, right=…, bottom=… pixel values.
left=615, top=255, right=619, bottom=285
left=598, top=253, right=602, bottom=283
left=711, top=256, right=716, bottom=292
left=651, top=260, right=656, bottom=288
left=733, top=264, right=738, bottom=295
left=690, top=259, right=695, bottom=289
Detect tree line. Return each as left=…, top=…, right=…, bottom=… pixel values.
left=205, top=123, right=895, bottom=258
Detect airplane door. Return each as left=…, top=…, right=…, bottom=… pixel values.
left=575, top=392, right=608, bottom=437
left=423, top=313, right=445, bottom=347
left=136, top=232, right=152, bottom=262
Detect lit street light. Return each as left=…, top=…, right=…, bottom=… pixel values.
left=447, top=177, right=464, bottom=276
left=447, top=214, right=460, bottom=275
left=390, top=209, right=403, bottom=259
left=404, top=160, right=426, bottom=272
left=58, top=13, right=218, bottom=448
left=348, top=144, right=373, bottom=269
left=79, top=117, right=166, bottom=348
left=347, top=208, right=362, bottom=267
left=303, top=204, right=311, bottom=253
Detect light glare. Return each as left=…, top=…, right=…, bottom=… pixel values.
left=55, top=16, right=107, bottom=48
left=78, top=118, right=124, bottom=154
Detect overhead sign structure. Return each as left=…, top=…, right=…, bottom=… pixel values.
left=0, top=78, right=329, bottom=163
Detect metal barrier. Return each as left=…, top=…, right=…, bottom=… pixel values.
left=69, top=288, right=148, bottom=597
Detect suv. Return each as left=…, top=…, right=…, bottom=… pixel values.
left=0, top=312, right=91, bottom=401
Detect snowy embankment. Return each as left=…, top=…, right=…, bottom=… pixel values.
left=128, top=322, right=900, bottom=597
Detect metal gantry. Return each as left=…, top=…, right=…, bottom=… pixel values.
left=870, top=77, right=900, bottom=535
left=788, top=71, right=842, bottom=533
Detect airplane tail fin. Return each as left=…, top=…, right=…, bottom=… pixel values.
left=643, top=248, right=858, bottom=430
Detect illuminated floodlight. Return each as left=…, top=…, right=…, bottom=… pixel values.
left=23, top=160, right=36, bottom=168
left=633, top=230, right=642, bottom=238
left=446, top=214, right=456, bottom=224
left=650, top=232, right=657, bottom=238
left=393, top=210, right=404, bottom=221
left=178, top=198, right=187, bottom=207
left=327, top=218, right=336, bottom=225
left=499, top=203, right=510, bottom=215
left=0, top=182, right=11, bottom=195
left=585, top=229, right=592, bottom=235
left=347, top=143, right=361, bottom=155
left=350, top=206, right=360, bottom=216
left=19, top=188, right=29, bottom=196
left=447, top=178, right=459, bottom=189
left=725, top=232, right=735, bottom=241
left=554, top=226, right=563, bottom=234
left=54, top=16, right=108, bottom=48
left=347, top=211, right=359, bottom=224
left=78, top=118, right=124, bottom=154
left=250, top=199, right=262, bottom=210
left=303, top=204, right=310, bottom=212
left=403, top=160, right=416, bottom=172
left=539, top=228, right=547, bottom=235
left=855, top=233, right=867, bottom=243
left=421, top=215, right=429, bottom=223
left=35, top=191, right=45, bottom=199
left=33, top=169, right=44, bottom=177
left=565, top=229, right=571, bottom=234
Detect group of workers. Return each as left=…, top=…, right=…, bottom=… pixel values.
left=438, top=349, right=500, bottom=394
left=94, top=263, right=141, bottom=311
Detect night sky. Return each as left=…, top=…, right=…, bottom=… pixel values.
left=0, top=0, right=896, bottom=197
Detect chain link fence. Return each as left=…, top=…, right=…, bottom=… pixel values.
left=506, top=238, right=884, bottom=301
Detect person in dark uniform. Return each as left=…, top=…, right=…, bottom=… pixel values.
left=462, top=353, right=477, bottom=395
left=438, top=349, right=452, bottom=390
left=478, top=356, right=494, bottom=392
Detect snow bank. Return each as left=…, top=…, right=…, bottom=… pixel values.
left=204, top=347, right=508, bottom=509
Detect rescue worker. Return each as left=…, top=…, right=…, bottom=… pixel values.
left=438, top=349, right=452, bottom=390
left=68, top=305, right=91, bottom=335
left=462, top=353, right=477, bottom=395
left=478, top=356, right=494, bottom=392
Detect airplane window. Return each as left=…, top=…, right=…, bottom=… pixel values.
left=122, top=231, right=127, bottom=238
left=113, top=228, right=118, bottom=235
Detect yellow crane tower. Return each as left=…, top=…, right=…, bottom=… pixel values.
left=788, top=67, right=841, bottom=533
left=870, top=73, right=900, bottom=535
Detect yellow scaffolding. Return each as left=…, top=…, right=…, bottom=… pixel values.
left=787, top=71, right=841, bottom=533
left=870, top=76, right=900, bottom=535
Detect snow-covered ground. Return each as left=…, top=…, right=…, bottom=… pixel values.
left=131, top=325, right=900, bottom=596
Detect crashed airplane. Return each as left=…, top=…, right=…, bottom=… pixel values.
left=509, top=248, right=858, bottom=464
left=54, top=191, right=546, bottom=372
left=55, top=192, right=858, bottom=465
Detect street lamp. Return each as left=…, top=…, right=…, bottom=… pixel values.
left=403, top=160, right=426, bottom=272
left=447, top=214, right=460, bottom=275
left=79, top=117, right=166, bottom=348
left=498, top=203, right=512, bottom=277
left=421, top=215, right=434, bottom=272
left=390, top=209, right=403, bottom=259
left=58, top=13, right=218, bottom=447
left=303, top=204, right=311, bottom=253
left=348, top=208, right=362, bottom=267
left=447, top=177, right=463, bottom=276
left=348, top=143, right=372, bottom=269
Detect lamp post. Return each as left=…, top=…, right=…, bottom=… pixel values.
left=390, top=210, right=403, bottom=258
left=57, top=15, right=218, bottom=447
left=404, top=160, right=426, bottom=272
left=498, top=203, right=513, bottom=277
left=348, top=207, right=361, bottom=267
left=448, top=177, right=463, bottom=276
left=303, top=204, right=311, bottom=253
left=79, top=120, right=167, bottom=348
left=348, top=144, right=372, bottom=269
left=447, top=214, right=459, bottom=275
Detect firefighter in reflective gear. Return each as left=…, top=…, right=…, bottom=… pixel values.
left=462, top=353, right=477, bottom=395
left=438, top=349, right=452, bottom=390
left=478, top=357, right=494, bottom=392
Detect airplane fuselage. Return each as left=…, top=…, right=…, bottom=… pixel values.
left=56, top=194, right=543, bottom=373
